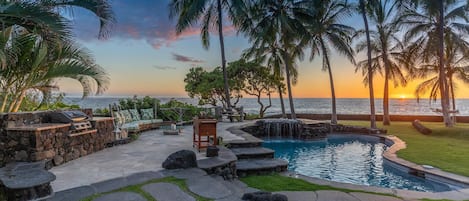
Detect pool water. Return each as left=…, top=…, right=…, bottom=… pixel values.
left=263, top=134, right=451, bottom=192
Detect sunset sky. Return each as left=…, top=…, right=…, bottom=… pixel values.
left=59, top=0, right=469, bottom=99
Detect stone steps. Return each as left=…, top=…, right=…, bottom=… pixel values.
left=236, top=158, right=288, bottom=177
left=230, top=147, right=274, bottom=159
left=226, top=130, right=289, bottom=177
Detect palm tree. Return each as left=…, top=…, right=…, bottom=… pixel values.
left=356, top=0, right=409, bottom=125
left=358, top=0, right=377, bottom=129
left=239, top=0, right=313, bottom=119
left=412, top=34, right=469, bottom=112
left=168, top=0, right=247, bottom=113
left=0, top=31, right=109, bottom=112
left=304, top=0, right=355, bottom=124
left=35, top=0, right=115, bottom=39
left=399, top=0, right=469, bottom=127
left=0, top=0, right=114, bottom=39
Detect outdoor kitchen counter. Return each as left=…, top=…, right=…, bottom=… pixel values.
left=6, top=123, right=71, bottom=131
left=90, top=117, right=114, bottom=122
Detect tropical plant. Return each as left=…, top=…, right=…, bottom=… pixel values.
left=304, top=0, right=355, bottom=124
left=399, top=0, right=469, bottom=127
left=168, top=0, right=247, bottom=112
left=0, top=31, right=109, bottom=112
left=239, top=0, right=313, bottom=119
left=355, top=0, right=409, bottom=125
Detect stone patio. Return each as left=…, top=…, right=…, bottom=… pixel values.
left=48, top=121, right=469, bottom=201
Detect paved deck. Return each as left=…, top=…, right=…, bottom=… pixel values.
left=50, top=122, right=245, bottom=192
left=49, top=121, right=469, bottom=201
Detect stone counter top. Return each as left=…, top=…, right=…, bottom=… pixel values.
left=90, top=117, right=114, bottom=122
left=6, top=123, right=71, bottom=131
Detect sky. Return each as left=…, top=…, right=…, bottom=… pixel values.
left=58, top=0, right=469, bottom=99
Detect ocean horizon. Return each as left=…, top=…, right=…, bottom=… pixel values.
left=63, top=96, right=469, bottom=116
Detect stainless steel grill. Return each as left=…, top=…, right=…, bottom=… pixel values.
left=49, top=111, right=93, bottom=135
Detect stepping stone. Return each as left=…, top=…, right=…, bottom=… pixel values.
left=316, top=190, right=360, bottom=201
left=161, top=168, right=206, bottom=179
left=91, top=177, right=128, bottom=193
left=187, top=175, right=232, bottom=199
left=230, top=147, right=274, bottom=159
left=142, top=182, right=195, bottom=201
left=349, top=192, right=403, bottom=201
left=49, top=185, right=96, bottom=201
left=125, top=171, right=164, bottom=186
left=276, top=191, right=318, bottom=201
left=94, top=192, right=146, bottom=201
left=236, top=159, right=288, bottom=171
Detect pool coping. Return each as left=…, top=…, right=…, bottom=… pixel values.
left=226, top=122, right=469, bottom=200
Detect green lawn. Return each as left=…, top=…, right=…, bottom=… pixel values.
left=240, top=174, right=395, bottom=197
left=342, top=121, right=469, bottom=177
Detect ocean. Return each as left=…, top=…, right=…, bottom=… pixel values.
left=63, top=97, right=469, bottom=116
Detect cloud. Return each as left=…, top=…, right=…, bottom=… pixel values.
left=172, top=53, right=204, bottom=63
left=153, top=65, right=176, bottom=70
left=71, top=0, right=236, bottom=49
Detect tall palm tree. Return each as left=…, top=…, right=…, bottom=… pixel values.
left=305, top=0, right=355, bottom=124
left=356, top=0, right=409, bottom=125
left=399, top=0, right=469, bottom=127
left=168, top=0, right=247, bottom=113
left=239, top=0, right=312, bottom=119
left=358, top=0, right=377, bottom=129
left=412, top=34, right=469, bottom=112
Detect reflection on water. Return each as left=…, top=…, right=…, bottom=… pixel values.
left=263, top=135, right=451, bottom=192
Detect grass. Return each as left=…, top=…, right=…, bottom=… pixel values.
left=240, top=174, right=395, bottom=197
left=342, top=121, right=469, bottom=177
left=80, top=177, right=212, bottom=201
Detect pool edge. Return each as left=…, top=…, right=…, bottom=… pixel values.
left=225, top=122, right=469, bottom=200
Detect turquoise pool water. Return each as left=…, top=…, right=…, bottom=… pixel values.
left=263, top=134, right=451, bottom=192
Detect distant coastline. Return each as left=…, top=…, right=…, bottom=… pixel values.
left=63, top=97, right=469, bottom=116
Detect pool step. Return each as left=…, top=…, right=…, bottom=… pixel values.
left=236, top=158, right=288, bottom=177
left=230, top=147, right=275, bottom=159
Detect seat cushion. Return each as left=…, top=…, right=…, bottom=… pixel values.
left=140, top=108, right=154, bottom=120
left=113, top=111, right=124, bottom=125
left=129, top=109, right=141, bottom=121
left=151, top=119, right=163, bottom=123
left=122, top=122, right=140, bottom=132
left=120, top=110, right=133, bottom=123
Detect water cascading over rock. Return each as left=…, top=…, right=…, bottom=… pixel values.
left=257, top=119, right=303, bottom=139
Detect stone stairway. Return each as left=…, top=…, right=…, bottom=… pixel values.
left=228, top=139, right=288, bottom=177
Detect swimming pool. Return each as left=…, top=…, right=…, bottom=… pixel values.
left=263, top=134, right=451, bottom=192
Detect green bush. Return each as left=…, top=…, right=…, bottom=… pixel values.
left=158, top=99, right=203, bottom=121
left=118, top=95, right=159, bottom=110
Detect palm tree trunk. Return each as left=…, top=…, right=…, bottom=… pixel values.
left=449, top=75, right=456, bottom=111
left=278, top=85, right=286, bottom=118
left=382, top=51, right=391, bottom=125
left=12, top=91, right=25, bottom=112
left=283, top=53, right=296, bottom=119
left=360, top=0, right=377, bottom=129
left=383, top=71, right=390, bottom=125
left=319, top=38, right=337, bottom=124
left=217, top=0, right=232, bottom=114
left=437, top=0, right=452, bottom=127
left=1, top=92, right=9, bottom=113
